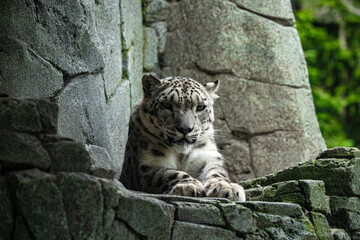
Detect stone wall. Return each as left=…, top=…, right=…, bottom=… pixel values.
left=143, top=0, right=326, bottom=181
left=1, top=96, right=358, bottom=239
left=0, top=0, right=143, bottom=177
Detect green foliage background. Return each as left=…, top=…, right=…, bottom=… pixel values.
left=294, top=0, right=360, bottom=148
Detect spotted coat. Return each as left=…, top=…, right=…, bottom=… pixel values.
left=120, top=75, right=246, bottom=201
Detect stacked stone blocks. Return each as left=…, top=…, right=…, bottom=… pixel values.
left=1, top=96, right=359, bottom=239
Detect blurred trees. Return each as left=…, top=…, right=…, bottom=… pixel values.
left=294, top=0, right=360, bottom=147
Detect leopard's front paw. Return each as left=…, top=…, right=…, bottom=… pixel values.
left=169, top=179, right=206, bottom=197
left=205, top=179, right=246, bottom=201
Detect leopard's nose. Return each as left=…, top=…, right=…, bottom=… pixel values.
left=176, top=126, right=194, bottom=135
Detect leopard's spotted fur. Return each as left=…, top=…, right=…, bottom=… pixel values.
left=120, top=75, right=246, bottom=201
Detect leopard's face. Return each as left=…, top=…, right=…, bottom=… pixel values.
left=140, top=75, right=219, bottom=148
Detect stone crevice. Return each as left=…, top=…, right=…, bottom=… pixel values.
left=226, top=0, right=295, bottom=27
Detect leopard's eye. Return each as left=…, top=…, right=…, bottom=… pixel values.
left=196, top=105, right=206, bottom=112
left=161, top=102, right=173, bottom=111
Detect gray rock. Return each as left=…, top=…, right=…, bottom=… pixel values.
left=56, top=172, right=104, bottom=239
left=299, top=180, right=330, bottom=214
left=171, top=221, right=238, bottom=240
left=99, top=179, right=122, bottom=236
left=0, top=176, right=13, bottom=240
left=229, top=0, right=295, bottom=26
left=220, top=203, right=254, bottom=233
left=144, top=0, right=170, bottom=23
left=316, top=147, right=360, bottom=159
left=173, top=201, right=225, bottom=226
left=0, top=130, right=50, bottom=171
left=242, top=157, right=360, bottom=197
left=241, top=201, right=303, bottom=218
left=329, top=196, right=360, bottom=231
left=86, top=144, right=115, bottom=179
left=0, top=97, right=42, bottom=132
left=116, top=192, right=174, bottom=239
left=120, top=0, right=143, bottom=104
left=152, top=22, right=168, bottom=54
left=107, top=221, right=139, bottom=240
left=0, top=36, right=63, bottom=98
left=94, top=0, right=123, bottom=97
left=57, top=74, right=111, bottom=155
left=45, top=141, right=92, bottom=174
left=253, top=213, right=317, bottom=240
left=311, top=212, right=333, bottom=240
left=13, top=215, right=33, bottom=240
left=31, top=98, right=59, bottom=134
left=143, top=27, right=159, bottom=72
left=331, top=228, right=351, bottom=240
left=0, top=0, right=104, bottom=77
left=8, top=169, right=70, bottom=240
left=105, top=80, right=131, bottom=177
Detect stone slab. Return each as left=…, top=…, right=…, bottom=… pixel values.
left=220, top=203, right=254, bottom=233
left=0, top=36, right=63, bottom=98
left=171, top=221, right=238, bottom=240
left=116, top=192, right=174, bottom=239
left=9, top=169, right=70, bottom=240
left=56, top=172, right=104, bottom=239
left=57, top=74, right=111, bottom=157
left=86, top=144, right=115, bottom=179
left=0, top=130, right=50, bottom=171
left=46, top=141, right=92, bottom=174
left=0, top=175, right=13, bottom=240
left=0, top=97, right=42, bottom=132
left=30, top=99, right=59, bottom=134
left=311, top=212, right=333, bottom=240
left=229, top=0, right=295, bottom=26
left=173, top=201, right=225, bottom=226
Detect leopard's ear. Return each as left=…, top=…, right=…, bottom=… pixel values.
left=142, top=74, right=161, bottom=97
left=204, top=80, right=219, bottom=99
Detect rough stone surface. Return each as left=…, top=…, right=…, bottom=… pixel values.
left=0, top=36, right=63, bottom=98
left=300, top=180, right=330, bottom=214
left=173, top=201, right=225, bottom=226
left=0, top=0, right=104, bottom=77
left=31, top=98, right=59, bottom=134
left=117, top=192, right=174, bottom=239
left=329, top=196, right=360, bottom=231
left=311, top=212, right=333, bottom=240
left=105, top=80, right=131, bottom=177
left=9, top=169, right=70, bottom=240
left=56, top=172, right=104, bottom=240
left=0, top=175, right=13, bottom=240
left=144, top=0, right=170, bottom=23
left=0, top=0, right=143, bottom=173
left=86, top=144, right=115, bottom=179
left=45, top=141, right=92, bottom=174
left=143, top=27, right=159, bottom=72
left=94, top=0, right=122, bottom=97
left=0, top=98, right=42, bottom=132
left=57, top=74, right=110, bottom=152
left=253, top=212, right=317, bottom=240
left=0, top=130, right=50, bottom=170
left=242, top=151, right=360, bottom=197
left=229, top=0, right=295, bottom=25
left=331, top=229, right=351, bottom=240
left=158, top=0, right=325, bottom=180
left=222, top=203, right=254, bottom=233
left=120, top=0, right=143, bottom=105
left=171, top=221, right=237, bottom=240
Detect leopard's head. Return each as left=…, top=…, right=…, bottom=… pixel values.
left=139, top=75, right=219, bottom=150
